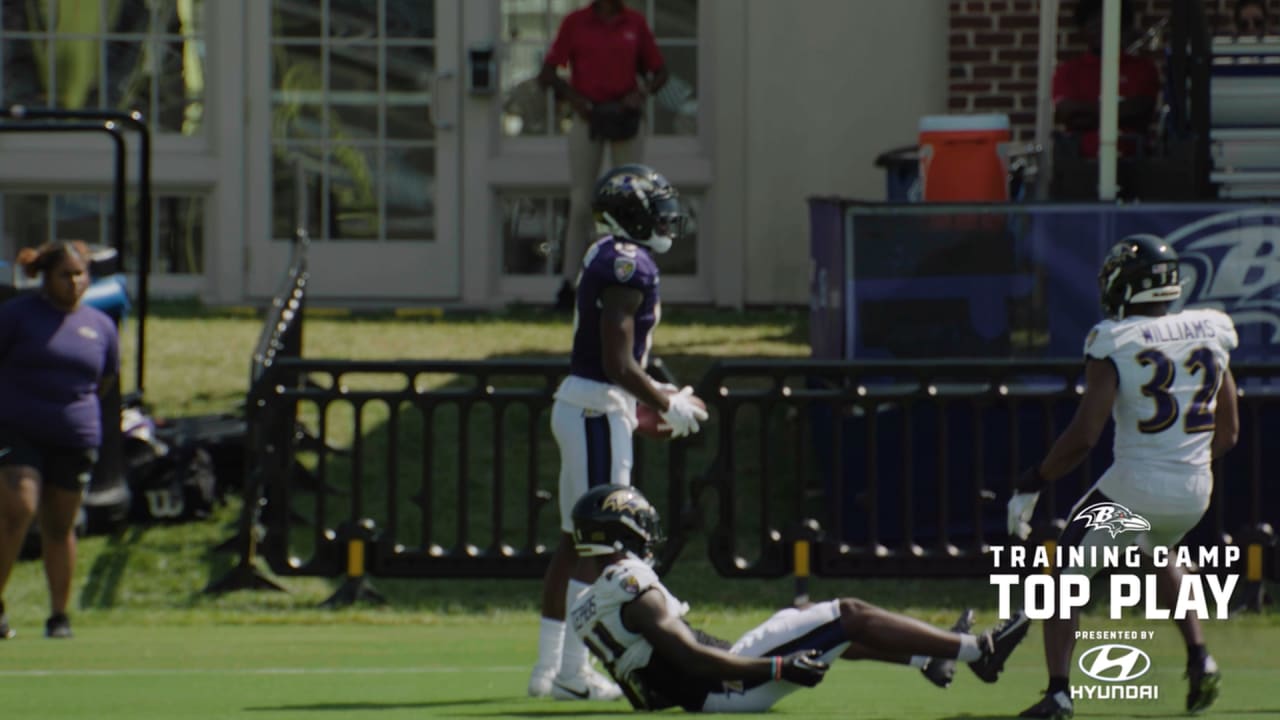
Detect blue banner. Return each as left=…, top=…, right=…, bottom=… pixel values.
left=819, top=203, right=1280, bottom=361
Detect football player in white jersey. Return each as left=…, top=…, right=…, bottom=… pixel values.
left=568, top=484, right=1031, bottom=713
left=1009, top=235, right=1239, bottom=720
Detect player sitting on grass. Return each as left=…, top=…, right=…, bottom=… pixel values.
left=566, top=483, right=1031, bottom=712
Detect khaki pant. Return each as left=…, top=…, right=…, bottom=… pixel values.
left=563, top=118, right=645, bottom=283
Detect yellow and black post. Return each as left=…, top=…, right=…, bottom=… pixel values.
left=1235, top=523, right=1275, bottom=614
left=321, top=518, right=388, bottom=608
left=792, top=519, right=822, bottom=607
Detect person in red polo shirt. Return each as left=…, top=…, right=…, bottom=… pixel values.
left=1052, top=0, right=1160, bottom=160
left=538, top=0, right=668, bottom=313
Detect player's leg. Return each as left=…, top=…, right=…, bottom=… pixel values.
left=834, top=597, right=1029, bottom=683
left=701, top=601, right=851, bottom=712
left=0, top=457, right=40, bottom=640
left=553, top=409, right=630, bottom=701
left=1020, top=486, right=1117, bottom=720
left=560, top=120, right=605, bottom=291
left=36, top=449, right=91, bottom=638
left=1141, top=501, right=1220, bottom=714
left=531, top=401, right=589, bottom=695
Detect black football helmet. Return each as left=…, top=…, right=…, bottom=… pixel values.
left=1098, top=234, right=1182, bottom=319
left=592, top=164, right=687, bottom=254
left=571, top=484, right=664, bottom=562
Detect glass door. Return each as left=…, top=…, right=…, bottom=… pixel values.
left=246, top=0, right=459, bottom=300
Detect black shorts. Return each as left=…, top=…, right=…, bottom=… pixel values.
left=0, top=426, right=97, bottom=493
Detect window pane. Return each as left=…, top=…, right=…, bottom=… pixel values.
left=385, top=44, right=433, bottom=140
left=500, top=43, right=549, bottom=137
left=272, top=147, right=323, bottom=240
left=328, top=43, right=379, bottom=139
left=328, top=145, right=379, bottom=240
left=653, top=44, right=696, bottom=136
left=386, top=0, right=434, bottom=38
left=155, top=0, right=206, bottom=37
left=654, top=0, right=697, bottom=38
left=272, top=43, right=323, bottom=139
left=156, top=196, right=203, bottom=273
left=501, top=0, right=551, bottom=43
left=272, top=0, right=322, bottom=37
left=54, top=194, right=104, bottom=246
left=385, top=146, right=433, bottom=240
left=156, top=39, right=204, bottom=134
left=52, top=38, right=101, bottom=109
left=501, top=195, right=551, bottom=275
left=106, top=39, right=149, bottom=117
left=3, top=193, right=49, bottom=258
left=2, top=37, right=49, bottom=106
left=500, top=194, right=571, bottom=275
left=330, top=0, right=378, bottom=39
left=108, top=0, right=151, bottom=35
left=2, top=0, right=46, bottom=32
left=661, top=193, right=698, bottom=275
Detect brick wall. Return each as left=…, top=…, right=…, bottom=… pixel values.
left=948, top=0, right=1270, bottom=141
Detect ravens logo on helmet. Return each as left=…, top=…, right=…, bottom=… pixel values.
left=571, top=484, right=665, bottom=563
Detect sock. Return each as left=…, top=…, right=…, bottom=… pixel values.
left=909, top=655, right=930, bottom=669
left=534, top=617, right=565, bottom=673
left=1047, top=675, right=1071, bottom=696
left=1187, top=643, right=1208, bottom=667
left=956, top=634, right=982, bottom=662
left=558, top=580, right=593, bottom=676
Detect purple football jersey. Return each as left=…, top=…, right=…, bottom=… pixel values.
left=569, top=238, right=661, bottom=383
left=0, top=293, right=120, bottom=448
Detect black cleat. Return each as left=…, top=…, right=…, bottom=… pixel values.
left=0, top=614, right=12, bottom=640
left=1186, top=656, right=1221, bottom=714
left=1019, top=689, right=1073, bottom=719
left=921, top=608, right=975, bottom=688
left=44, top=613, right=71, bottom=639
left=968, top=611, right=1030, bottom=683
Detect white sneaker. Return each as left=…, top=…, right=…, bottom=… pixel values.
left=550, top=666, right=623, bottom=701
left=528, top=666, right=555, bottom=698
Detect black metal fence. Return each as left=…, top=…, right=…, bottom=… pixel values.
left=212, top=348, right=1279, bottom=597
left=696, top=359, right=1279, bottom=581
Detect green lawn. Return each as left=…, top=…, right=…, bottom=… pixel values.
left=1, top=302, right=1276, bottom=718
left=0, top=616, right=1277, bottom=718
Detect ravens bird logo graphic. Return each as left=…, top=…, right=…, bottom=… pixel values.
left=1075, top=502, right=1152, bottom=538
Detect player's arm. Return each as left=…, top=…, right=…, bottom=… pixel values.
left=1008, top=359, right=1117, bottom=538
left=1026, top=358, right=1119, bottom=486
left=600, top=285, right=671, bottom=412
left=1211, top=369, right=1239, bottom=460
left=621, top=590, right=827, bottom=686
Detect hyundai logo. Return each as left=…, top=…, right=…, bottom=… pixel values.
left=1078, top=644, right=1152, bottom=682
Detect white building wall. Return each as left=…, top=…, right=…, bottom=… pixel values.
left=727, top=0, right=949, bottom=305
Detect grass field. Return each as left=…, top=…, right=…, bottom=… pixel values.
left=1, top=611, right=1278, bottom=718
left=1, top=303, right=1277, bottom=718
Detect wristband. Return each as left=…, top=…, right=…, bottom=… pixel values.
left=772, top=656, right=783, bottom=681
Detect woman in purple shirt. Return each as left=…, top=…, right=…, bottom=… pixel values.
left=0, top=241, right=119, bottom=640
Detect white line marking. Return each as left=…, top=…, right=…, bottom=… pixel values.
left=0, top=665, right=526, bottom=678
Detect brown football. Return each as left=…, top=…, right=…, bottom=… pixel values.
left=636, top=390, right=707, bottom=439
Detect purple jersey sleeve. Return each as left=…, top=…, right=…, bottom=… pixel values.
left=568, top=238, right=661, bottom=383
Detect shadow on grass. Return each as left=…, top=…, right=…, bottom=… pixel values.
left=79, top=524, right=148, bottom=609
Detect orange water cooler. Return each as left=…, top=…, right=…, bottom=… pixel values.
left=917, top=114, right=1011, bottom=202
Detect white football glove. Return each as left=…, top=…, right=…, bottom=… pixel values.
left=1007, top=491, right=1040, bottom=540
left=659, top=386, right=708, bottom=438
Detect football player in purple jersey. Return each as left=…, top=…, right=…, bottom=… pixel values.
left=529, top=165, right=708, bottom=701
